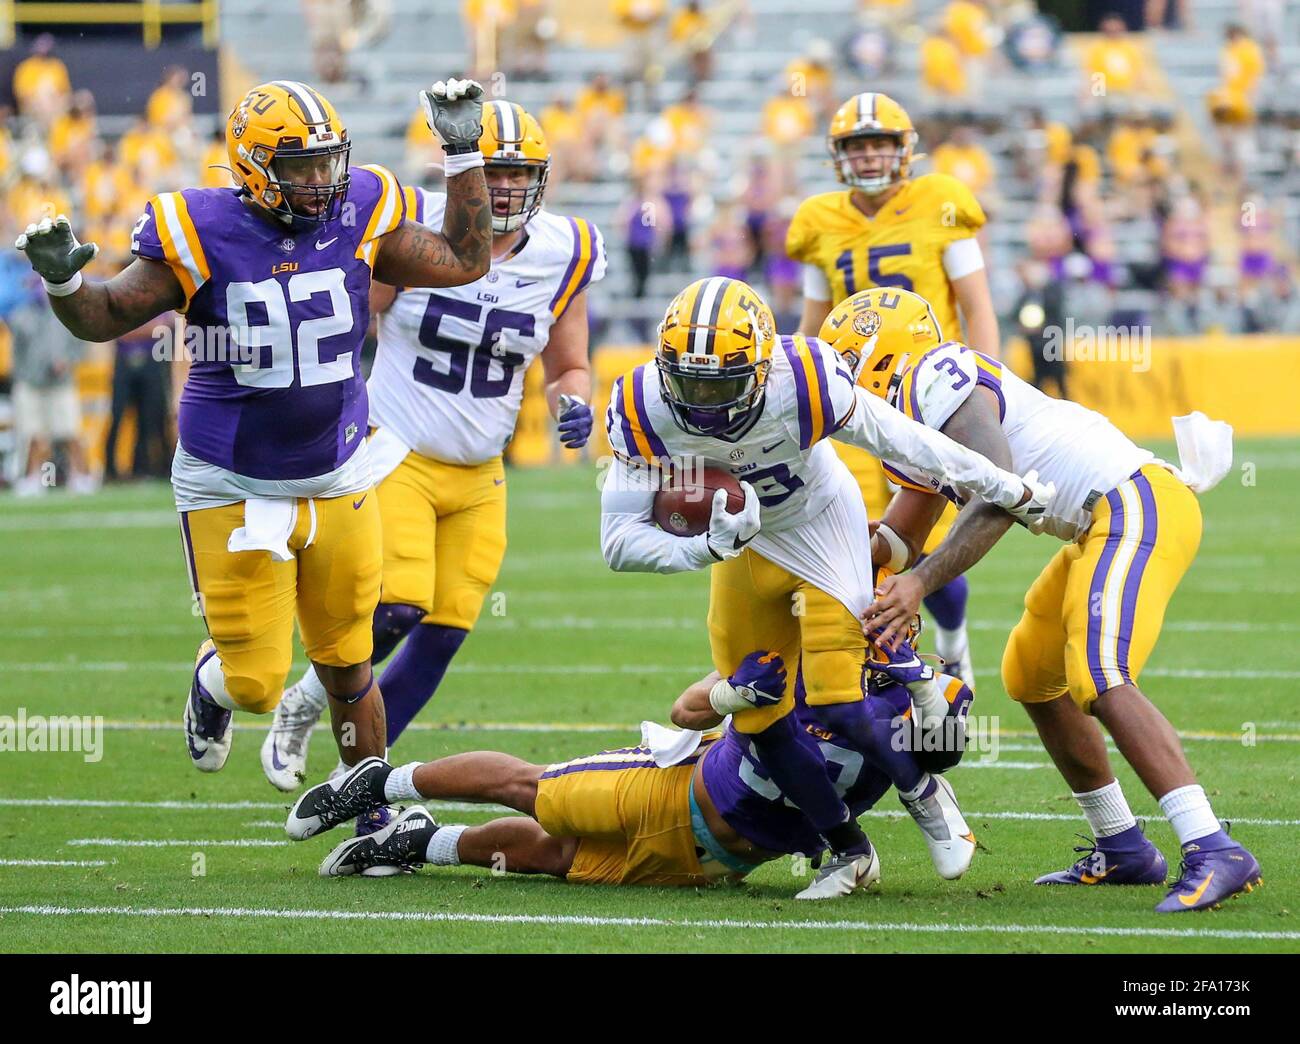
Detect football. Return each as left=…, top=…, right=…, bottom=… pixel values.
left=652, top=465, right=744, bottom=536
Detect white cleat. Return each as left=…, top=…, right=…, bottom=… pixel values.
left=319, top=806, right=437, bottom=877
left=285, top=756, right=390, bottom=840
left=261, top=679, right=326, bottom=792
left=902, top=774, right=976, bottom=880
left=184, top=639, right=233, bottom=773
left=795, top=845, right=881, bottom=900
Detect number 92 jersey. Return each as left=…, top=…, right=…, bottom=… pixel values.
left=132, top=164, right=406, bottom=490
left=368, top=188, right=606, bottom=465
left=605, top=333, right=858, bottom=532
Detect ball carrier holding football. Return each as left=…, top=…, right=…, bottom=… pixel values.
left=601, top=275, right=1053, bottom=895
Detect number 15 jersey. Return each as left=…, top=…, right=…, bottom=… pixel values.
left=368, top=189, right=606, bottom=466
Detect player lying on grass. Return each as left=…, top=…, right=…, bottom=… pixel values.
left=285, top=648, right=975, bottom=896
left=829, top=287, right=1262, bottom=913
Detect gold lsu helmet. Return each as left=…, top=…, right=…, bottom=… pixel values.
left=227, top=80, right=350, bottom=229
left=480, top=100, right=550, bottom=232
left=828, top=92, right=917, bottom=195
left=819, top=288, right=942, bottom=404
left=656, top=276, right=777, bottom=437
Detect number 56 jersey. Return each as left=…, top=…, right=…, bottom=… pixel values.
left=368, top=189, right=607, bottom=465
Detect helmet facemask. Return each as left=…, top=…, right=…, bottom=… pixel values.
left=486, top=159, right=549, bottom=233
left=833, top=131, right=911, bottom=195
left=657, top=352, right=771, bottom=438
left=259, top=140, right=351, bottom=230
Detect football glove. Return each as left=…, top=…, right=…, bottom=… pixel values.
left=709, top=651, right=786, bottom=715
left=706, top=481, right=760, bottom=561
left=868, top=637, right=934, bottom=688
left=556, top=393, right=592, bottom=449
left=1006, top=469, right=1055, bottom=533
left=421, top=78, right=485, bottom=155
left=15, top=214, right=98, bottom=288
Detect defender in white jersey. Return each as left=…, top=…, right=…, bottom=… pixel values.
left=265, top=101, right=603, bottom=790
left=601, top=276, right=1050, bottom=892
left=834, top=288, right=1261, bottom=914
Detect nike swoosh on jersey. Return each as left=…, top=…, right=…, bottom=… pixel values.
left=761, top=440, right=784, bottom=453
left=515, top=278, right=538, bottom=287
left=316, top=237, right=339, bottom=250
left=1179, top=870, right=1216, bottom=906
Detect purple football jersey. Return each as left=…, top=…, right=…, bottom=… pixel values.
left=132, top=165, right=405, bottom=480
left=701, top=682, right=891, bottom=855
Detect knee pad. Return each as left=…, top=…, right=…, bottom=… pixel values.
left=225, top=669, right=286, bottom=716
left=371, top=602, right=426, bottom=665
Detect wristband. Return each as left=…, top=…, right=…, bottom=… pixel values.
left=876, top=523, right=910, bottom=573
left=443, top=151, right=485, bottom=176
left=43, top=271, right=83, bottom=297
left=708, top=678, right=752, bottom=716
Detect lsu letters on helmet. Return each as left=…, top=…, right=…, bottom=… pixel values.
left=819, top=287, right=942, bottom=404
left=480, top=100, right=550, bottom=233
left=828, top=92, right=917, bottom=195
left=227, top=80, right=350, bottom=230
left=656, top=276, right=777, bottom=438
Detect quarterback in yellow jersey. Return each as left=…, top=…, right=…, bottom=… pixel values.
left=263, top=101, right=603, bottom=792
left=15, top=78, right=492, bottom=793
left=788, top=91, right=998, bottom=688
left=827, top=288, right=1262, bottom=914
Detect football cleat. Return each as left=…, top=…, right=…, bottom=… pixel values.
left=901, top=774, right=976, bottom=879
left=319, top=805, right=439, bottom=877
left=1155, top=840, right=1262, bottom=913
left=1034, top=828, right=1168, bottom=886
left=183, top=639, right=232, bottom=772
left=795, top=845, right=881, bottom=900
left=354, top=805, right=405, bottom=877
left=285, top=756, right=390, bottom=840
left=260, top=678, right=325, bottom=792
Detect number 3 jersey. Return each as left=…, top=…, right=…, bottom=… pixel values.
left=133, top=165, right=407, bottom=509
left=368, top=189, right=606, bottom=466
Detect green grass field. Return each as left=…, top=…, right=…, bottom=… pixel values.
left=1, top=439, right=1298, bottom=953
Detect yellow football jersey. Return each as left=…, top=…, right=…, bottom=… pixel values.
left=786, top=173, right=984, bottom=340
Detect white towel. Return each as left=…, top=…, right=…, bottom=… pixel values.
left=367, top=426, right=413, bottom=487
left=228, top=498, right=297, bottom=562
left=640, top=720, right=706, bottom=768
left=1169, top=411, right=1234, bottom=493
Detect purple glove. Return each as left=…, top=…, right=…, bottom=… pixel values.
left=728, top=651, right=787, bottom=707
left=867, top=636, right=934, bottom=687
left=557, top=394, right=592, bottom=449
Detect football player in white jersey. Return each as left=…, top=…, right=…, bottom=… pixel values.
left=601, top=275, right=1052, bottom=895
left=264, top=101, right=604, bottom=792
left=833, top=287, right=1262, bottom=913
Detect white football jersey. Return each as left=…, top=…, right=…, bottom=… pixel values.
left=368, top=189, right=606, bottom=465
left=880, top=341, right=1154, bottom=541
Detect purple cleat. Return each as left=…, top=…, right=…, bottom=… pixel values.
left=1034, top=825, right=1168, bottom=886
left=1155, top=834, right=1262, bottom=913
left=183, top=639, right=233, bottom=772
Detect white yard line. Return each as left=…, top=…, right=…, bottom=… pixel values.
left=66, top=838, right=290, bottom=848
left=0, top=903, right=1295, bottom=942
left=0, top=858, right=112, bottom=867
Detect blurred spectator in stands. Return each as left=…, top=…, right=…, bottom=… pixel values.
left=104, top=308, right=172, bottom=482
left=944, top=1, right=999, bottom=95
left=619, top=175, right=673, bottom=339
left=1082, top=13, right=1149, bottom=108
left=842, top=9, right=895, bottom=78
left=200, top=127, right=233, bottom=189
left=575, top=73, right=627, bottom=174
left=763, top=197, right=801, bottom=332
left=932, top=123, right=996, bottom=208
left=7, top=146, right=70, bottom=231
left=740, top=150, right=785, bottom=273
left=1207, top=24, right=1265, bottom=180
left=1159, top=194, right=1210, bottom=333
left=3, top=266, right=95, bottom=496
left=82, top=140, right=131, bottom=227
left=147, top=67, right=193, bottom=135
left=12, top=34, right=71, bottom=130
left=1144, top=0, right=1188, bottom=31
left=1237, top=192, right=1280, bottom=313
left=1003, top=5, right=1061, bottom=72
left=540, top=95, right=589, bottom=184
left=49, top=90, right=97, bottom=180
left=119, top=117, right=179, bottom=193
left=703, top=196, right=755, bottom=280
left=1013, top=257, right=1068, bottom=399
left=500, top=0, right=552, bottom=80
left=615, top=0, right=667, bottom=106
left=0, top=108, right=12, bottom=185
left=662, top=86, right=712, bottom=164
left=304, top=0, right=350, bottom=84
left=921, top=24, right=967, bottom=101
left=663, top=158, right=696, bottom=269
left=785, top=39, right=836, bottom=124
left=761, top=86, right=816, bottom=184
left=405, top=106, right=443, bottom=185
left=630, top=116, right=674, bottom=181
left=670, top=1, right=713, bottom=85
left=1242, top=0, right=1284, bottom=73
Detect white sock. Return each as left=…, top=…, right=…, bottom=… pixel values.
left=426, top=824, right=466, bottom=866
left=384, top=761, right=423, bottom=803
left=934, top=622, right=969, bottom=666
left=1074, top=780, right=1137, bottom=838
left=899, top=772, right=931, bottom=803
left=197, top=654, right=239, bottom=712
left=297, top=666, right=329, bottom=708
left=909, top=676, right=949, bottom=727
left=1159, top=784, right=1221, bottom=846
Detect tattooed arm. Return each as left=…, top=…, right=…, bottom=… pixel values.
left=48, top=258, right=185, bottom=343
left=372, top=168, right=491, bottom=288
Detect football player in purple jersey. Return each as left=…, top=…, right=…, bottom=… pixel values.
left=15, top=78, right=492, bottom=791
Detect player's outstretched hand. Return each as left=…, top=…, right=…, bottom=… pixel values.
left=1007, top=469, right=1055, bottom=533
left=420, top=78, right=484, bottom=155
left=706, top=480, right=760, bottom=561
left=556, top=394, right=592, bottom=449
left=728, top=651, right=786, bottom=707
left=15, top=214, right=98, bottom=287
left=862, top=572, right=925, bottom=652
